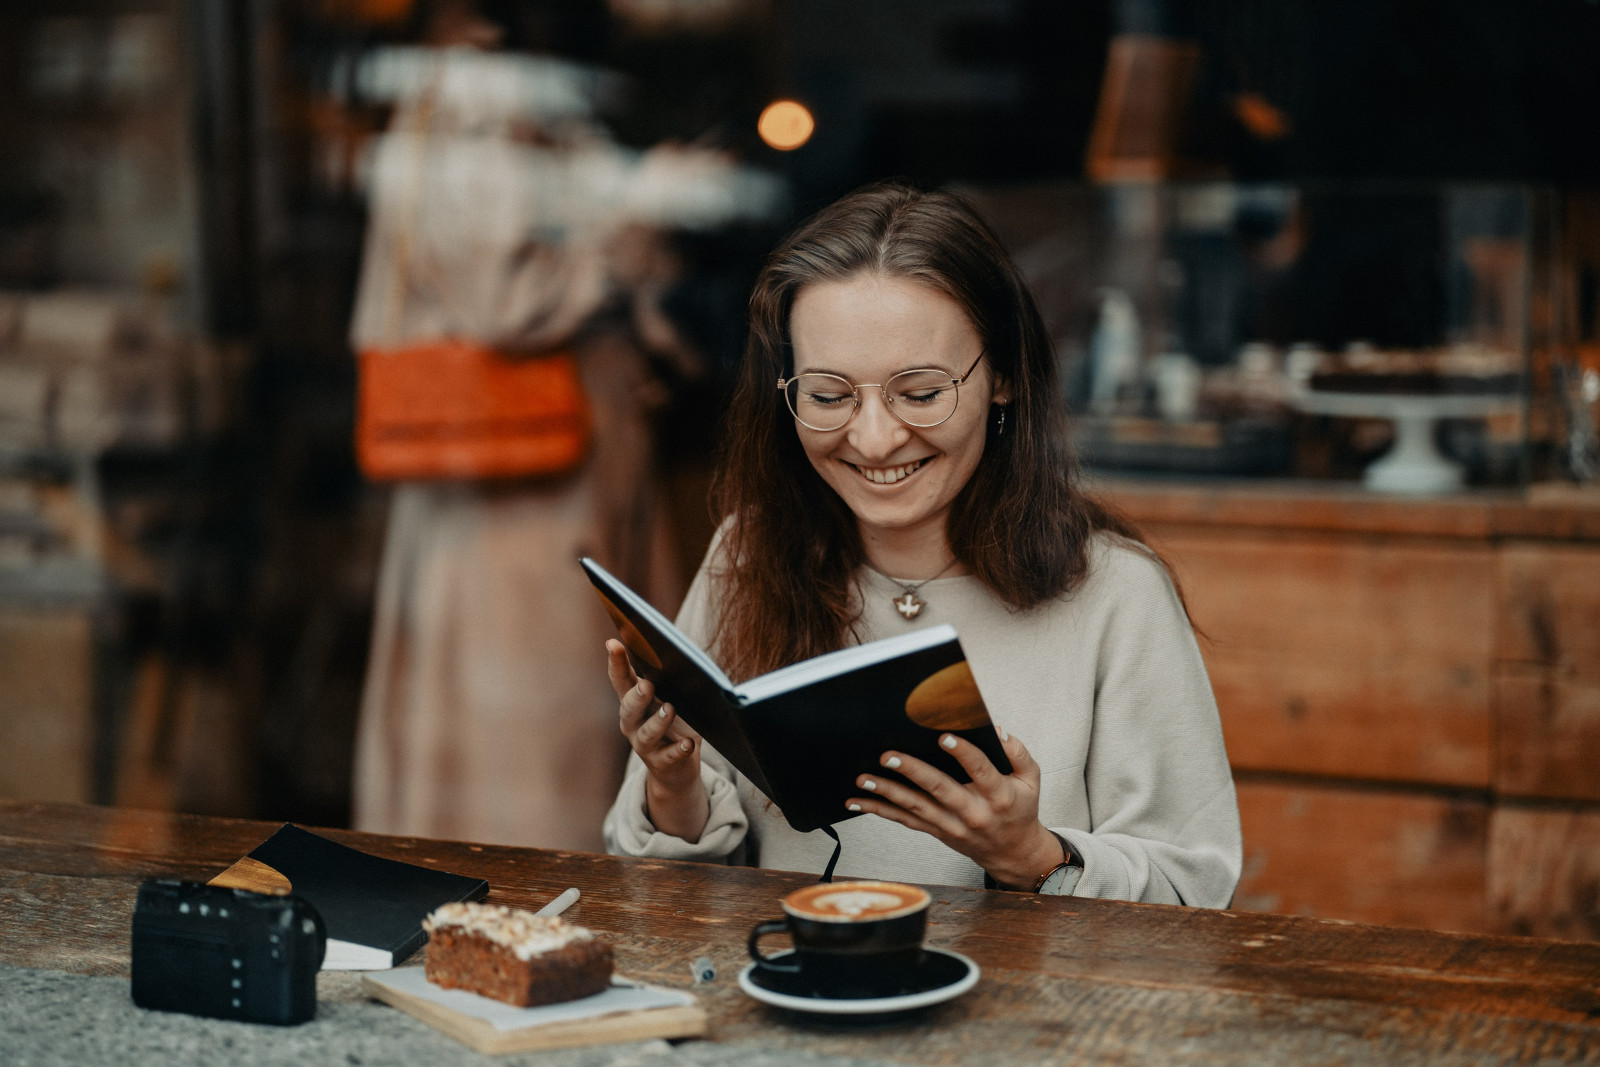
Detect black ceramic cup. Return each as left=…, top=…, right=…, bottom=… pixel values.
left=747, top=881, right=931, bottom=994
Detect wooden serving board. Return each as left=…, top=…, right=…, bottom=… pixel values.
left=360, top=974, right=708, bottom=1055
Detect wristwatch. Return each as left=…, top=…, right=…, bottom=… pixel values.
left=1032, top=831, right=1083, bottom=896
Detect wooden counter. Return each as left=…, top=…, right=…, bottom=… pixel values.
left=1097, top=478, right=1600, bottom=542
left=4, top=800, right=1600, bottom=1065
left=1099, top=478, right=1600, bottom=942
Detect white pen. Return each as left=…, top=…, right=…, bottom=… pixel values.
left=535, top=887, right=580, bottom=918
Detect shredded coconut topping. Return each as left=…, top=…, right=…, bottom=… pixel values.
left=424, top=902, right=595, bottom=960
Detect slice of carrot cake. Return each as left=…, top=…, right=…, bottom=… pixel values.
left=422, top=902, right=613, bottom=1007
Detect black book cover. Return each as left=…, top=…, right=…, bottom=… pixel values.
left=582, top=556, right=1010, bottom=833
left=218, top=824, right=488, bottom=969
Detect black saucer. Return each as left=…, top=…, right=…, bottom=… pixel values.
left=739, top=948, right=980, bottom=1015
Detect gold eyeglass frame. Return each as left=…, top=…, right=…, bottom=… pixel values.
left=777, top=351, right=987, bottom=432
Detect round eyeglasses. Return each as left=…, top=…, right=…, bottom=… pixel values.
left=778, top=351, right=986, bottom=432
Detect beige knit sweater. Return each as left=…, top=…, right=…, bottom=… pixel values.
left=603, top=533, right=1242, bottom=906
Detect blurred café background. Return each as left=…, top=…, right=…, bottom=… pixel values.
left=2, top=0, right=1598, bottom=941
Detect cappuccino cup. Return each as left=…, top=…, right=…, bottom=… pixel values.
left=747, top=881, right=930, bottom=993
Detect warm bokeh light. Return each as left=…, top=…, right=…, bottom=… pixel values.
left=757, top=100, right=815, bottom=151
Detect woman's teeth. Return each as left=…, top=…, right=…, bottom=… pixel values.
left=853, top=459, right=927, bottom=484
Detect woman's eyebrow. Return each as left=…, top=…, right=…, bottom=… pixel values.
left=794, top=362, right=960, bottom=379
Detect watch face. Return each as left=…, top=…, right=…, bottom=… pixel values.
left=1041, top=864, right=1083, bottom=896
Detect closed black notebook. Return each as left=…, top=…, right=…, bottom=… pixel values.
left=581, top=556, right=1010, bottom=833
left=210, top=824, right=488, bottom=970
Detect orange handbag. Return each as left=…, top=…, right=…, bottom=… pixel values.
left=355, top=339, right=593, bottom=481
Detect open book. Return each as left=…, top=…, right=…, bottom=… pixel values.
left=581, top=557, right=1010, bottom=833
left=210, top=824, right=489, bottom=970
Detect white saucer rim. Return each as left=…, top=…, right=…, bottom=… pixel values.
left=736, top=947, right=980, bottom=1015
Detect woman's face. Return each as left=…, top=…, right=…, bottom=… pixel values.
left=788, top=273, right=1007, bottom=555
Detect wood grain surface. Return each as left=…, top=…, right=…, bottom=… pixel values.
left=1494, top=670, right=1600, bottom=803
left=1234, top=779, right=1489, bottom=934
left=1146, top=526, right=1495, bottom=787
left=3, top=800, right=1598, bottom=1064
left=1496, top=543, right=1600, bottom=676
left=1101, top=479, right=1600, bottom=542
left=1110, top=481, right=1600, bottom=946
left=1488, top=807, right=1600, bottom=943
left=1494, top=542, right=1600, bottom=805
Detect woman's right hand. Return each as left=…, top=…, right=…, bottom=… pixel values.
left=606, top=639, right=709, bottom=841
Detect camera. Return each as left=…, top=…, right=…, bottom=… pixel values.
left=131, top=879, right=325, bottom=1026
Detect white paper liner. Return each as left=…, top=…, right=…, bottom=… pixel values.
left=366, top=967, right=695, bottom=1033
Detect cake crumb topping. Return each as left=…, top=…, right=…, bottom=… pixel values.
left=424, top=902, right=595, bottom=960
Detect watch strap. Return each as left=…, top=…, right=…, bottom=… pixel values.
left=983, top=831, right=1082, bottom=893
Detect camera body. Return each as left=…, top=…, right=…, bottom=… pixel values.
left=131, top=879, right=325, bottom=1025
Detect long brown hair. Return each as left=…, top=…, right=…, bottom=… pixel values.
left=709, top=181, right=1158, bottom=681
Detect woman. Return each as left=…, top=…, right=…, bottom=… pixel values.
left=602, top=182, right=1241, bottom=904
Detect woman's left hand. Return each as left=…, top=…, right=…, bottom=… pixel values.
left=846, top=731, right=1064, bottom=890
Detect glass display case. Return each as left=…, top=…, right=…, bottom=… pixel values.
left=972, top=182, right=1563, bottom=492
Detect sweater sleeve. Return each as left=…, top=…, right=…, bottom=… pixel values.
left=1054, top=544, right=1242, bottom=907
left=603, top=745, right=750, bottom=860
left=601, top=522, right=754, bottom=862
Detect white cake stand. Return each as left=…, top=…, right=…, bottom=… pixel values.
left=1293, top=390, right=1521, bottom=495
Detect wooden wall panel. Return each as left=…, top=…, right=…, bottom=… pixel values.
left=1494, top=670, right=1600, bottom=802
left=1104, top=488, right=1600, bottom=941
left=1149, top=527, right=1494, bottom=786
left=1234, top=779, right=1490, bottom=934
left=1492, top=545, right=1600, bottom=803
left=1496, top=544, right=1600, bottom=678
left=1488, top=807, right=1600, bottom=941
left=0, top=610, right=94, bottom=803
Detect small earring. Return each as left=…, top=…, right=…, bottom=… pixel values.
left=996, top=405, right=1007, bottom=437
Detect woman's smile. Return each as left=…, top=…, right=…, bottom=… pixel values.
left=847, top=457, right=932, bottom=485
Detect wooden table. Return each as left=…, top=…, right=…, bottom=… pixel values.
left=4, top=800, right=1599, bottom=1064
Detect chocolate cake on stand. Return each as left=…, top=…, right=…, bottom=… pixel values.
left=1294, top=389, right=1520, bottom=494
left=1295, top=345, right=1524, bottom=494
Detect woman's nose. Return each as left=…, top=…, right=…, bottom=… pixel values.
left=846, top=386, right=910, bottom=457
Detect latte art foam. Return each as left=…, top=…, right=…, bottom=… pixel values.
left=810, top=889, right=905, bottom=917
left=783, top=881, right=930, bottom=923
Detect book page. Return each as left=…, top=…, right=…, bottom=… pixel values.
left=325, top=938, right=394, bottom=970
left=733, top=624, right=959, bottom=704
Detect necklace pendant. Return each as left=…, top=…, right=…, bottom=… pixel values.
left=893, top=591, right=925, bottom=620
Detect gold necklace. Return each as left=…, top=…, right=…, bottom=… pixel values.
left=876, top=557, right=961, bottom=620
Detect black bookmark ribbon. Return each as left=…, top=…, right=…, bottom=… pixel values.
left=818, top=825, right=842, bottom=883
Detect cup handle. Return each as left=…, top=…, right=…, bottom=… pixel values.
left=747, top=919, right=802, bottom=974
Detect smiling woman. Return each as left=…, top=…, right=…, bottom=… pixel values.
left=601, top=182, right=1242, bottom=905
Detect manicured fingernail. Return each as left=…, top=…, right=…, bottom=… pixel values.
left=941, top=735, right=958, bottom=750
left=681, top=740, right=692, bottom=752
left=848, top=803, right=862, bottom=812
left=658, top=706, right=669, bottom=718
left=862, top=779, right=877, bottom=792
left=883, top=755, right=902, bottom=770
left=999, top=727, right=1009, bottom=741
left=636, top=682, right=647, bottom=696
